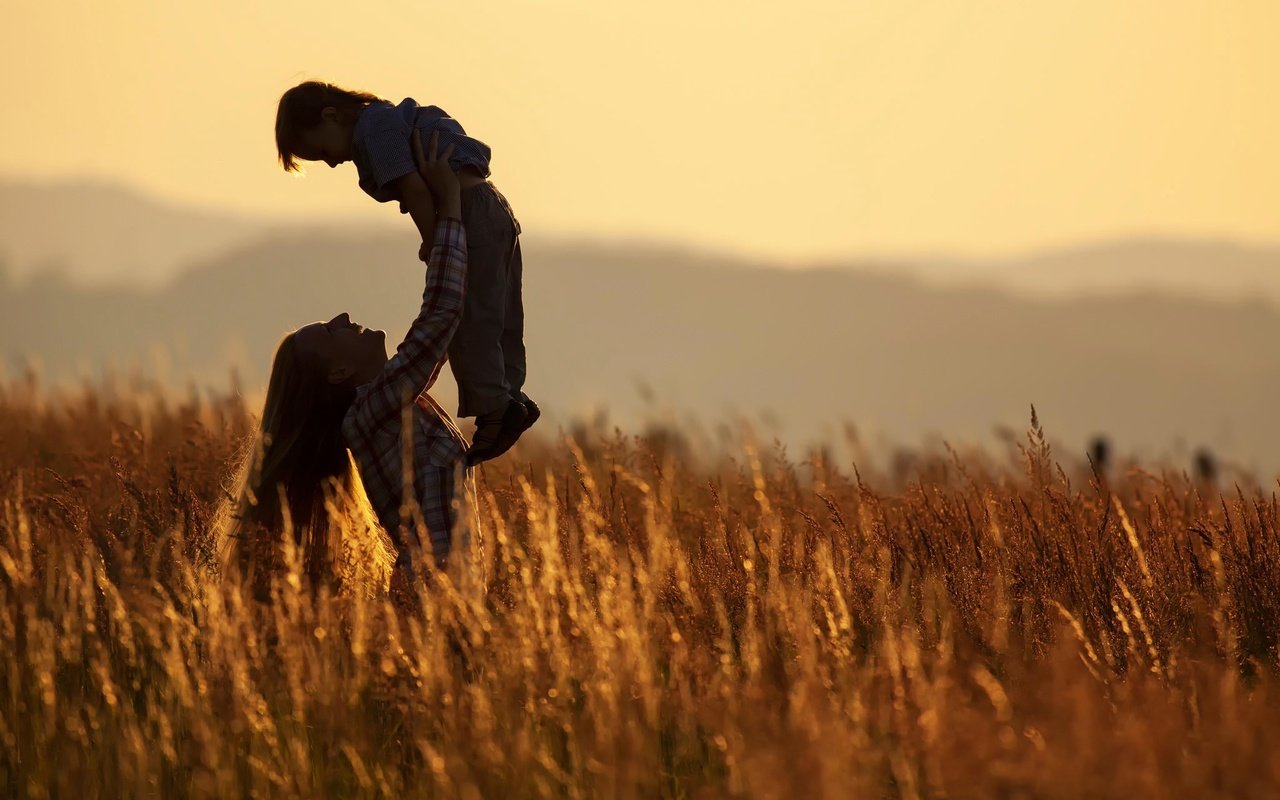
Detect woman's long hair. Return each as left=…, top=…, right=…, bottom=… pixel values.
left=221, top=333, right=393, bottom=595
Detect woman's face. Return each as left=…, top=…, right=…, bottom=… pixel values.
left=293, top=313, right=387, bottom=385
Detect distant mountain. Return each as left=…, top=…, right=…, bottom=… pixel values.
left=0, top=179, right=274, bottom=286
left=995, top=239, right=1280, bottom=304
left=4, top=227, right=1278, bottom=474
left=0, top=178, right=403, bottom=287
left=819, top=239, right=1280, bottom=307
left=3, top=178, right=1280, bottom=306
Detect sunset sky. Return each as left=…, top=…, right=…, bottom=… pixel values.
left=3, top=0, right=1277, bottom=263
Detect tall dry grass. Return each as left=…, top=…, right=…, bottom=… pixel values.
left=2, top=373, right=1279, bottom=798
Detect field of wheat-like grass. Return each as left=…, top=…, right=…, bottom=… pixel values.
left=2, top=374, right=1279, bottom=798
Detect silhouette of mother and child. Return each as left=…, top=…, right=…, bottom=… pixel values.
left=224, top=81, right=534, bottom=597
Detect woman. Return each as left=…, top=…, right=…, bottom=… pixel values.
left=224, top=130, right=473, bottom=592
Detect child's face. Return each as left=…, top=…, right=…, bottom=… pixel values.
left=294, top=108, right=355, bottom=169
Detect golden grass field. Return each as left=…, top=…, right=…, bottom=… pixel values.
left=3, top=373, right=1279, bottom=798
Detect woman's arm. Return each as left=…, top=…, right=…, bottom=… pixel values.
left=356, top=218, right=467, bottom=407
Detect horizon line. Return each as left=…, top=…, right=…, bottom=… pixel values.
left=4, top=171, right=1280, bottom=270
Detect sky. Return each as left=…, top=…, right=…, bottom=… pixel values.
left=3, top=0, right=1278, bottom=263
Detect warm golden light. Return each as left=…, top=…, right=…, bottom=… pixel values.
left=2, top=0, right=1276, bottom=262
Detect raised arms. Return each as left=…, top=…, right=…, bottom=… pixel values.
left=347, top=132, right=466, bottom=428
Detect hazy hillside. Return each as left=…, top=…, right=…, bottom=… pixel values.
left=0, top=178, right=396, bottom=286
left=991, top=239, right=1280, bottom=303
left=4, top=178, right=1280, bottom=305
left=824, top=239, right=1280, bottom=306
left=4, top=228, right=1278, bottom=473
left=0, top=179, right=276, bottom=286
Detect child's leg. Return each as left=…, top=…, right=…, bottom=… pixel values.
left=480, top=184, right=528, bottom=404
left=451, top=185, right=518, bottom=419
left=501, top=235, right=527, bottom=401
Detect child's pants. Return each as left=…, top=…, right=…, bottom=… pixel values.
left=452, top=182, right=526, bottom=418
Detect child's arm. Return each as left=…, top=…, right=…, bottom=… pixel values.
left=354, top=103, right=443, bottom=259
left=389, top=171, right=439, bottom=259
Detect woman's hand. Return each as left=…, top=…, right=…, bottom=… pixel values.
left=411, top=129, right=461, bottom=219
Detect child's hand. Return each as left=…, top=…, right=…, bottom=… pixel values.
left=411, top=129, right=460, bottom=209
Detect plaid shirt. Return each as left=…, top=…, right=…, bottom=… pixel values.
left=353, top=98, right=493, bottom=203
left=342, top=218, right=470, bottom=559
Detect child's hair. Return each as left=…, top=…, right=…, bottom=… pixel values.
left=220, top=333, right=392, bottom=595
left=275, top=81, right=386, bottom=172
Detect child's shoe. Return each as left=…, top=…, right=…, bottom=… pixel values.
left=466, top=395, right=540, bottom=466
left=466, top=399, right=528, bottom=466
left=500, top=394, right=540, bottom=456
left=517, top=394, right=540, bottom=431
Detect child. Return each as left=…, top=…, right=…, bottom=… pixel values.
left=274, top=80, right=536, bottom=465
